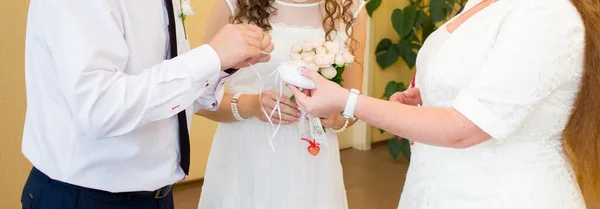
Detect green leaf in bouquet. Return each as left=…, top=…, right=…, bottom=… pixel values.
left=331, top=66, right=345, bottom=85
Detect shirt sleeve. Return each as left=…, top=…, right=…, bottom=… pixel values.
left=451, top=5, right=584, bottom=142
left=46, top=0, right=225, bottom=138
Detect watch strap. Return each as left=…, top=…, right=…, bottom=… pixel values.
left=342, top=89, right=360, bottom=120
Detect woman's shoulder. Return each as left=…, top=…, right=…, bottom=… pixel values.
left=502, top=0, right=582, bottom=22
left=498, top=0, right=584, bottom=34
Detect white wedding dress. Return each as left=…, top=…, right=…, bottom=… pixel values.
left=198, top=1, right=364, bottom=209
left=399, top=0, right=586, bottom=208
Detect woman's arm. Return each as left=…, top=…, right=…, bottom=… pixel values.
left=321, top=9, right=367, bottom=129
left=197, top=0, right=300, bottom=124
left=291, top=70, right=490, bottom=148
left=354, top=96, right=490, bottom=148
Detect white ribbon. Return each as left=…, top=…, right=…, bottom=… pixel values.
left=247, top=56, right=328, bottom=151
left=247, top=59, right=283, bottom=152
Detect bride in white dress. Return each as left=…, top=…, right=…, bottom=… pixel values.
left=286, top=0, right=600, bottom=208
left=197, top=0, right=366, bottom=208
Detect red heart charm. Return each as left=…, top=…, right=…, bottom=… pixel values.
left=301, top=138, right=321, bottom=156
left=307, top=145, right=320, bottom=156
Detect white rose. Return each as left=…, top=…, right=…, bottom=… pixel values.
left=312, top=37, right=325, bottom=48
left=301, top=51, right=315, bottom=63
left=291, top=44, right=303, bottom=53
left=289, top=53, right=302, bottom=61
left=301, top=41, right=314, bottom=51
left=314, top=53, right=334, bottom=68
left=320, top=66, right=337, bottom=79
left=342, top=51, right=354, bottom=64
left=334, top=54, right=345, bottom=66
left=303, top=56, right=314, bottom=63
left=324, top=42, right=340, bottom=54
left=181, top=0, right=195, bottom=16
left=327, top=54, right=336, bottom=63
left=306, top=62, right=320, bottom=71
left=315, top=47, right=327, bottom=55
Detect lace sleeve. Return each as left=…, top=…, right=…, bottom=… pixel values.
left=451, top=4, right=584, bottom=142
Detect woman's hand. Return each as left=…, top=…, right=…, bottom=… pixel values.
left=252, top=90, right=301, bottom=125
left=389, top=88, right=422, bottom=106
left=320, top=114, right=345, bottom=129
left=288, top=68, right=348, bottom=118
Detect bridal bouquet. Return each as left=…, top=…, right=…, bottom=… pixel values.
left=289, top=37, right=354, bottom=86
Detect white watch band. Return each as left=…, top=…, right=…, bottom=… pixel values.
left=231, top=93, right=247, bottom=121
left=342, top=89, right=360, bottom=121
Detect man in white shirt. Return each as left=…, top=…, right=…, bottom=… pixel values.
left=20, top=0, right=273, bottom=208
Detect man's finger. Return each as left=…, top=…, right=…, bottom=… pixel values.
left=245, top=24, right=265, bottom=36
left=256, top=55, right=271, bottom=63
left=242, top=34, right=262, bottom=49
left=262, top=42, right=275, bottom=53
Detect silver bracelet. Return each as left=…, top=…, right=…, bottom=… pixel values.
left=231, top=93, right=247, bottom=121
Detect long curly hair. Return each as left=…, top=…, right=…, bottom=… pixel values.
left=564, top=0, right=600, bottom=207
left=231, top=0, right=358, bottom=52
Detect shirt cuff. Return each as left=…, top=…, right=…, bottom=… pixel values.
left=194, top=71, right=232, bottom=111
left=452, top=90, right=508, bottom=143
left=175, top=44, right=222, bottom=84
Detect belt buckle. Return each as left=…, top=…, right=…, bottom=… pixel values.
left=154, top=184, right=174, bottom=199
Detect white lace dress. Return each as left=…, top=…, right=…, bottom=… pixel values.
left=398, top=0, right=587, bottom=208
left=198, top=1, right=364, bottom=209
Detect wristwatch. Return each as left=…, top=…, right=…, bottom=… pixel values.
left=224, top=68, right=239, bottom=75
left=341, top=89, right=360, bottom=121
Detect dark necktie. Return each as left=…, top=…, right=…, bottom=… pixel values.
left=164, top=0, right=191, bottom=176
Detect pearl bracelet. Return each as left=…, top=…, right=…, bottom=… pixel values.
left=330, top=119, right=350, bottom=133
left=231, top=93, right=247, bottom=121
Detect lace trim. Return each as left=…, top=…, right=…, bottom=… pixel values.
left=275, top=0, right=323, bottom=7
left=270, top=22, right=324, bottom=30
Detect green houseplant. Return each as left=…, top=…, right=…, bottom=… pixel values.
left=366, top=0, right=467, bottom=161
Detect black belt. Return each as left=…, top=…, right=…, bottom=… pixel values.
left=31, top=167, right=174, bottom=199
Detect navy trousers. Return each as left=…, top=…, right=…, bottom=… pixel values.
left=21, top=168, right=174, bottom=209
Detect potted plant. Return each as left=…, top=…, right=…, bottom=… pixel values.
left=366, top=0, right=467, bottom=161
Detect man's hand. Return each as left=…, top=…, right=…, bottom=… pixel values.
left=208, top=24, right=274, bottom=70
left=389, top=88, right=422, bottom=106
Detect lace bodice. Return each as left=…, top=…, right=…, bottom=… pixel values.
left=399, top=0, right=587, bottom=208
left=222, top=0, right=364, bottom=94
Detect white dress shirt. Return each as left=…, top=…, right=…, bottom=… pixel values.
left=22, top=0, right=228, bottom=192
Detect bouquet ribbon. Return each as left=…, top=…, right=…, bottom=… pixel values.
left=247, top=59, right=328, bottom=152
